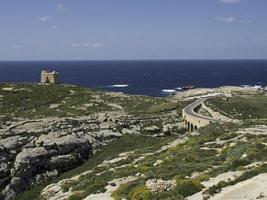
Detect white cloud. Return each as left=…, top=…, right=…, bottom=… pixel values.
left=71, top=42, right=106, bottom=48
left=214, top=16, right=252, bottom=23
left=91, top=43, right=105, bottom=48
left=220, top=0, right=240, bottom=3
left=39, top=16, right=49, bottom=22
left=57, top=3, right=66, bottom=12
left=215, top=17, right=236, bottom=23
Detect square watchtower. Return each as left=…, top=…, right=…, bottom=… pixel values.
left=40, top=70, right=60, bottom=84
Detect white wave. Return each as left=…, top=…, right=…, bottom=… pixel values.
left=109, top=84, right=129, bottom=88
left=240, top=85, right=251, bottom=88
left=241, top=84, right=262, bottom=89
left=253, top=85, right=263, bottom=89
left=175, top=87, right=183, bottom=91
left=162, top=89, right=176, bottom=93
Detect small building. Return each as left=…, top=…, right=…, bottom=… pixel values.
left=41, top=70, right=60, bottom=84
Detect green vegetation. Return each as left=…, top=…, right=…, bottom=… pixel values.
left=112, top=180, right=144, bottom=200
left=0, top=83, right=186, bottom=118
left=112, top=181, right=185, bottom=200
left=110, top=122, right=267, bottom=199
left=175, top=179, right=203, bottom=197
left=7, top=84, right=267, bottom=200
left=16, top=121, right=265, bottom=200
left=207, top=95, right=267, bottom=120
left=15, top=135, right=175, bottom=200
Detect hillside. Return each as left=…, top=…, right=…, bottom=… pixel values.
left=0, top=84, right=266, bottom=200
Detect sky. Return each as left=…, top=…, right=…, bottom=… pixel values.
left=0, top=0, right=266, bottom=60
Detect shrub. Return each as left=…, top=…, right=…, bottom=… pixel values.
left=154, top=191, right=184, bottom=200
left=129, top=185, right=185, bottom=200
left=194, top=174, right=210, bottom=183
left=112, top=181, right=142, bottom=200
left=230, top=158, right=251, bottom=170
left=129, top=186, right=152, bottom=200
left=175, top=179, right=203, bottom=197
left=207, top=180, right=227, bottom=196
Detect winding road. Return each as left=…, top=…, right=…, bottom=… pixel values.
left=182, top=97, right=224, bottom=131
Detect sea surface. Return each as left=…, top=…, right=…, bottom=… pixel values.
left=0, top=60, right=267, bottom=97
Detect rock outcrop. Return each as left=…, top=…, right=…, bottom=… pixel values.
left=146, top=179, right=177, bottom=193
left=0, top=116, right=122, bottom=200
left=0, top=111, right=181, bottom=200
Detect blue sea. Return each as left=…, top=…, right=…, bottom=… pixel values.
left=0, top=60, right=267, bottom=97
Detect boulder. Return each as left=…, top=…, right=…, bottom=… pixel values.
left=146, top=179, right=176, bottom=193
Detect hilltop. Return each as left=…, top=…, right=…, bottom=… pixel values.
left=0, top=83, right=266, bottom=200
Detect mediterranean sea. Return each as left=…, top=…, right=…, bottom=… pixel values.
left=0, top=60, right=267, bottom=97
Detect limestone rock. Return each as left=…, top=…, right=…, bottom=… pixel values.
left=0, top=136, right=28, bottom=150
left=2, top=134, right=92, bottom=200
left=100, top=122, right=118, bottom=130
left=121, top=128, right=140, bottom=135
left=146, top=179, right=176, bottom=193
left=97, top=113, right=108, bottom=123
left=144, top=126, right=160, bottom=133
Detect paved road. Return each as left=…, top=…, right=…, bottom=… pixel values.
left=182, top=97, right=219, bottom=122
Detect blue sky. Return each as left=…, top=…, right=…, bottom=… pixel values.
left=0, top=0, right=266, bottom=60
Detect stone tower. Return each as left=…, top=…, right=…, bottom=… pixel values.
left=40, top=70, right=60, bottom=84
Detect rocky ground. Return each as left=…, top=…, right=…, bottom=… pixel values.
left=36, top=121, right=267, bottom=200
left=0, top=83, right=184, bottom=200
left=0, top=83, right=266, bottom=200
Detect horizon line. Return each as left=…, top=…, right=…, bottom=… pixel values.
left=1, top=58, right=267, bottom=62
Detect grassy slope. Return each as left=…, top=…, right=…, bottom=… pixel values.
left=47, top=122, right=266, bottom=200
left=110, top=123, right=267, bottom=200
left=15, top=135, right=175, bottom=200
left=2, top=85, right=266, bottom=200
left=0, top=83, right=187, bottom=119
left=0, top=83, right=183, bottom=199
left=16, top=122, right=267, bottom=200
left=207, top=94, right=267, bottom=120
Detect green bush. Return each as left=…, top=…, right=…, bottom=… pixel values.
left=175, top=179, right=203, bottom=197
left=154, top=191, right=184, bottom=200
left=112, top=181, right=142, bottom=200
left=230, top=158, right=251, bottom=169
left=194, top=174, right=210, bottom=183
left=129, top=186, right=152, bottom=200
left=207, top=180, right=227, bottom=196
